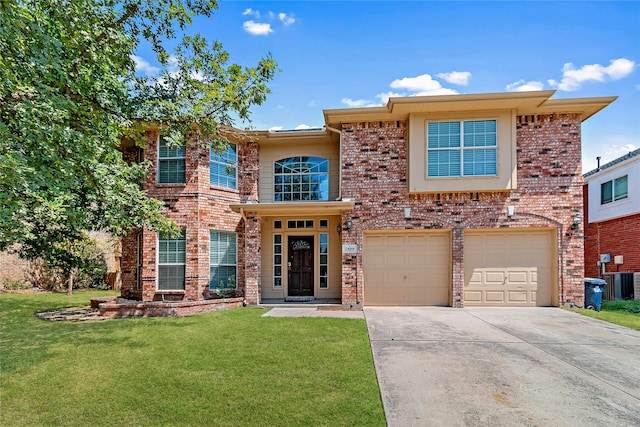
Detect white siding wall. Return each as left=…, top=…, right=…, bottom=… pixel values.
left=586, top=157, right=640, bottom=223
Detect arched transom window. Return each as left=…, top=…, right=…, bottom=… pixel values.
left=274, top=156, right=329, bottom=202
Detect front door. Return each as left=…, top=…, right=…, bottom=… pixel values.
left=288, top=236, right=314, bottom=296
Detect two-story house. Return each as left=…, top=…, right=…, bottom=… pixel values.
left=118, top=90, right=615, bottom=310
left=583, top=148, right=640, bottom=277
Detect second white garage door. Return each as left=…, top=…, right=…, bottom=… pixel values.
left=363, top=232, right=450, bottom=306
left=464, top=230, right=556, bottom=306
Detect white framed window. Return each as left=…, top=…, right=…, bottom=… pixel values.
left=274, top=156, right=329, bottom=201
left=210, top=144, right=237, bottom=189
left=158, top=136, right=186, bottom=184
left=319, top=233, right=328, bottom=289
left=287, top=219, right=314, bottom=229
left=158, top=230, right=186, bottom=290
left=427, top=120, right=497, bottom=177
left=210, top=231, right=237, bottom=290
left=601, top=175, right=628, bottom=204
left=273, top=234, right=283, bottom=288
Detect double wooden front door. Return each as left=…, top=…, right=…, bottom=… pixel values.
left=288, top=236, right=314, bottom=296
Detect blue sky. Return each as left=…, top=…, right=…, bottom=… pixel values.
left=134, top=1, right=639, bottom=173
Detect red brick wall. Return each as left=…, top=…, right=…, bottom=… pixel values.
left=584, top=202, right=640, bottom=277
left=339, top=114, right=585, bottom=306
left=120, top=132, right=255, bottom=302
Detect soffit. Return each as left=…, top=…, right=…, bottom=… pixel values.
left=323, top=90, right=617, bottom=127
left=230, top=201, right=355, bottom=216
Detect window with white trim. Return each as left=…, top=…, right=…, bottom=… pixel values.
left=427, top=120, right=497, bottom=177
left=273, top=234, right=283, bottom=288
left=210, top=144, right=237, bottom=189
left=319, top=233, right=328, bottom=289
left=210, top=231, right=237, bottom=290
left=158, top=136, right=186, bottom=184
left=274, top=156, right=329, bottom=201
left=601, top=175, right=628, bottom=204
left=158, top=230, right=186, bottom=290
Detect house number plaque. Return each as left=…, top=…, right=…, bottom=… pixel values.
left=342, top=244, right=358, bottom=254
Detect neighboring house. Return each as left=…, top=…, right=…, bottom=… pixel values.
left=119, top=90, right=616, bottom=307
left=583, top=148, right=640, bottom=277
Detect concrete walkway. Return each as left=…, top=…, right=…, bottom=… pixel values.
left=364, top=307, right=640, bottom=427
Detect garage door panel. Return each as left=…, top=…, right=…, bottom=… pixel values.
left=507, top=291, right=528, bottom=303
left=464, top=231, right=555, bottom=307
left=486, top=291, right=505, bottom=302
left=364, top=232, right=450, bottom=306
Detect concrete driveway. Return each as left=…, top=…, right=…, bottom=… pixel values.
left=364, top=307, right=640, bottom=427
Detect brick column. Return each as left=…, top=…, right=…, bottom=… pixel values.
left=244, top=214, right=261, bottom=304
left=452, top=228, right=464, bottom=308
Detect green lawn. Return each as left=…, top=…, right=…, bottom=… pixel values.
left=0, top=291, right=385, bottom=426
left=570, top=300, right=640, bottom=331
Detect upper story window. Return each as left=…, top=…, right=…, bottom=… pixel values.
left=601, top=175, right=628, bottom=204
left=158, top=136, right=186, bottom=184
left=427, top=120, right=497, bottom=178
left=274, top=156, right=329, bottom=202
left=210, top=144, right=237, bottom=189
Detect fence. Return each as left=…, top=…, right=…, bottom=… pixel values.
left=602, top=272, right=638, bottom=300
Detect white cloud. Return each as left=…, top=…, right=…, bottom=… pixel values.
left=243, top=20, right=273, bottom=36
left=268, top=126, right=283, bottom=131
left=582, top=142, right=638, bottom=172
left=242, top=8, right=253, bottom=16
left=341, top=97, right=370, bottom=107
left=294, top=124, right=312, bottom=130
left=506, top=80, right=545, bottom=92
left=279, top=13, right=295, bottom=26
left=390, top=74, right=458, bottom=96
left=376, top=91, right=403, bottom=104
left=436, top=71, right=471, bottom=86
left=550, top=58, right=636, bottom=91
left=132, top=55, right=160, bottom=77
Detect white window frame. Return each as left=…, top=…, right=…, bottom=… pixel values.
left=157, top=230, right=186, bottom=291
left=210, top=231, right=238, bottom=290
left=427, top=119, right=497, bottom=178
left=319, top=232, right=328, bottom=289
left=601, top=175, right=628, bottom=205
left=210, top=143, right=238, bottom=189
left=273, top=156, right=329, bottom=202
left=273, top=234, right=283, bottom=289
left=157, top=136, right=186, bottom=184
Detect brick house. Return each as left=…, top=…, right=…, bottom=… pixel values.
left=583, top=148, right=640, bottom=277
left=119, top=90, right=615, bottom=307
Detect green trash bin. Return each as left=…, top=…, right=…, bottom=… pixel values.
left=584, top=278, right=606, bottom=311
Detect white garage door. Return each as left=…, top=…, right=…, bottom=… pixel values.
left=464, top=230, right=555, bottom=306
left=363, top=232, right=450, bottom=306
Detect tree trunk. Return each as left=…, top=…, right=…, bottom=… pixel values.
left=67, top=269, right=74, bottom=296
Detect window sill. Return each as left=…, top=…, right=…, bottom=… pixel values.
left=155, top=290, right=186, bottom=294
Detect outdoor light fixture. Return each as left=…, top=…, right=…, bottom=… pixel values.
left=571, top=214, right=581, bottom=230
left=345, top=218, right=352, bottom=230
left=507, top=206, right=515, bottom=217
left=403, top=207, right=411, bottom=219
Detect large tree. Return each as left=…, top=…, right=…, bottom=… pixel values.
left=0, top=0, right=278, bottom=291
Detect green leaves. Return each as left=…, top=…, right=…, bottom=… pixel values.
left=0, top=0, right=276, bottom=275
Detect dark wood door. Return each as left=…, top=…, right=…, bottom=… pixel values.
left=288, top=236, right=314, bottom=296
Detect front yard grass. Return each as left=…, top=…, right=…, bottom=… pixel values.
left=0, top=291, right=385, bottom=426
left=570, top=300, right=640, bottom=331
